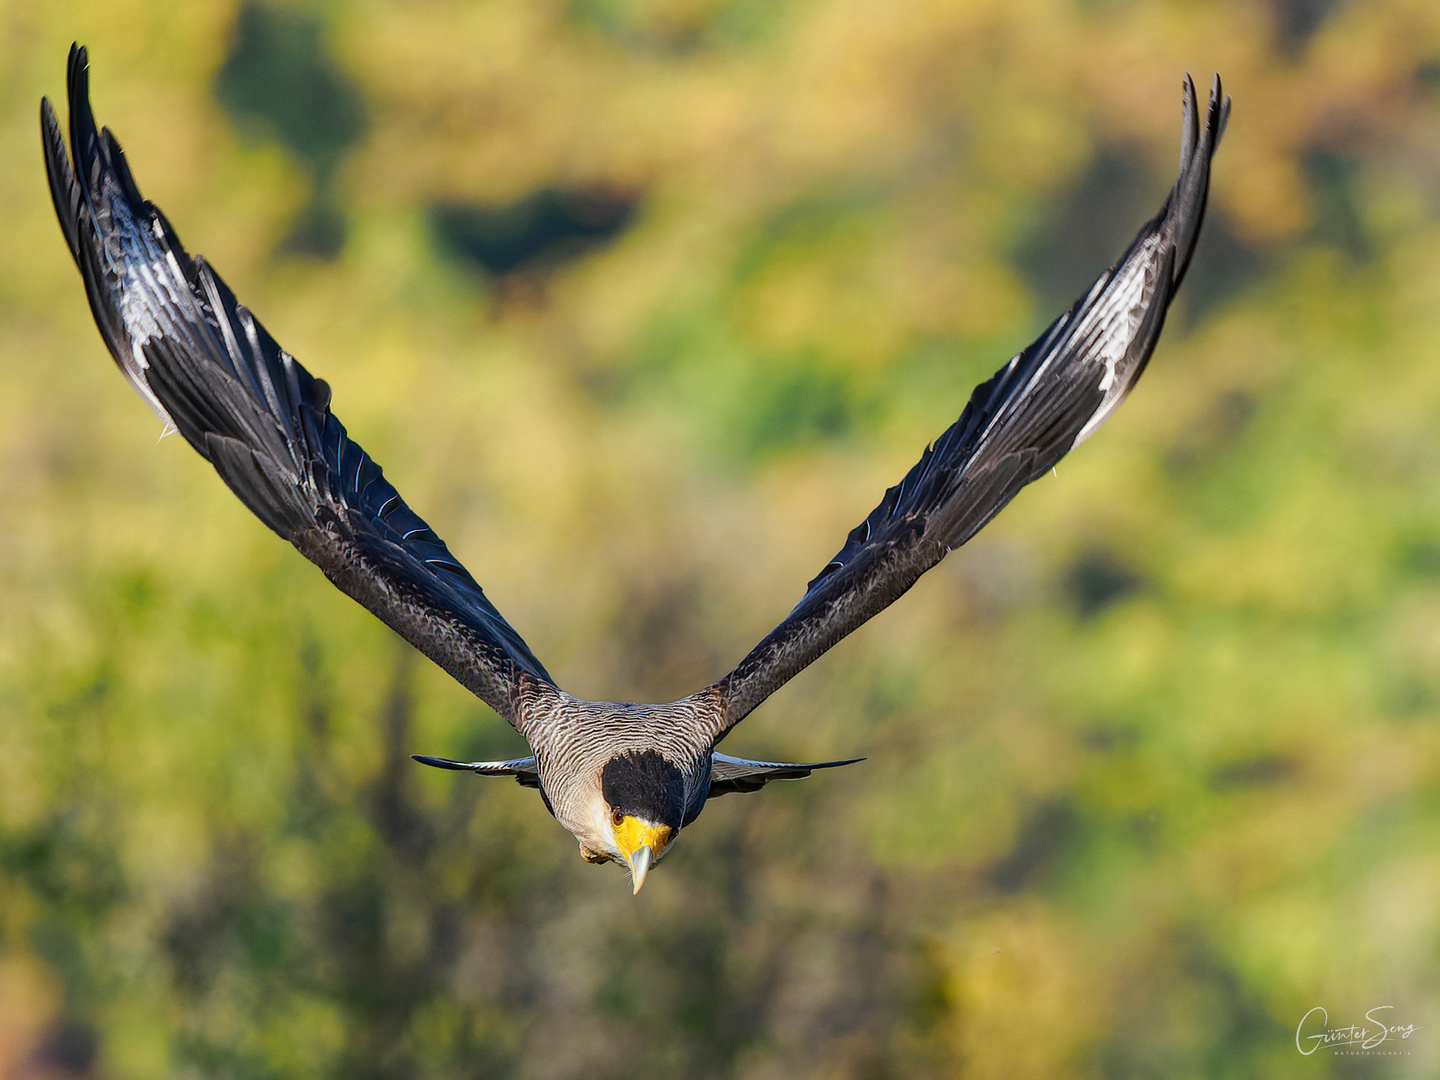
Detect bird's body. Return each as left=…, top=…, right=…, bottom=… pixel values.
left=43, top=45, right=1228, bottom=891
left=524, top=689, right=717, bottom=859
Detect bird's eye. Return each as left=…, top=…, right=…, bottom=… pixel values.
left=611, top=808, right=624, bottom=827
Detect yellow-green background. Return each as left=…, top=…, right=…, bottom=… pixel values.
left=2, top=1, right=1438, bottom=1076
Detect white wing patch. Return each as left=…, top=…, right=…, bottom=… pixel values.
left=1071, top=233, right=1163, bottom=447
left=104, top=193, right=179, bottom=427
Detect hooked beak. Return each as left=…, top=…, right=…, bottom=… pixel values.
left=612, top=815, right=674, bottom=894
left=627, top=845, right=653, bottom=894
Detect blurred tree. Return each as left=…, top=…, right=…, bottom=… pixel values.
left=430, top=188, right=638, bottom=277
left=213, top=1, right=367, bottom=256
left=4, top=0, right=1440, bottom=1077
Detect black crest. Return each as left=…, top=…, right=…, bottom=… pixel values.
left=601, top=751, right=686, bottom=828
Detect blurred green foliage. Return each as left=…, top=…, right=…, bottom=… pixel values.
left=2, top=0, right=1440, bottom=1077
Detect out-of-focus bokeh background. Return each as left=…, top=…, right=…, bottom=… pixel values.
left=2, top=1, right=1439, bottom=1076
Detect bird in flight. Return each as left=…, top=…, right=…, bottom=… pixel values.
left=44, top=45, right=1228, bottom=893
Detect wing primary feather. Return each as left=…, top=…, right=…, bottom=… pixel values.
left=40, top=98, right=82, bottom=260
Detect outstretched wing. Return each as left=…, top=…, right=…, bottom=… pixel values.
left=707, top=752, right=863, bottom=797
left=713, top=75, right=1230, bottom=733
left=43, top=45, right=553, bottom=724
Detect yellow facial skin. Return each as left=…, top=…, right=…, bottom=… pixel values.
left=612, top=814, right=675, bottom=893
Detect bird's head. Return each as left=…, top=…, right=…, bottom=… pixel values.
left=597, top=750, right=685, bottom=893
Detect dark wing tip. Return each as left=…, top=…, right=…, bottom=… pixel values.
left=1198, top=72, right=1230, bottom=147
left=809, top=757, right=865, bottom=771
left=57, top=44, right=150, bottom=223
left=39, top=94, right=60, bottom=134
left=63, top=42, right=104, bottom=205
left=67, top=42, right=90, bottom=117
left=411, top=754, right=474, bottom=771
left=1213, top=83, right=1232, bottom=149
left=40, top=95, right=80, bottom=260
left=1167, top=70, right=1229, bottom=290
left=1181, top=73, right=1199, bottom=165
